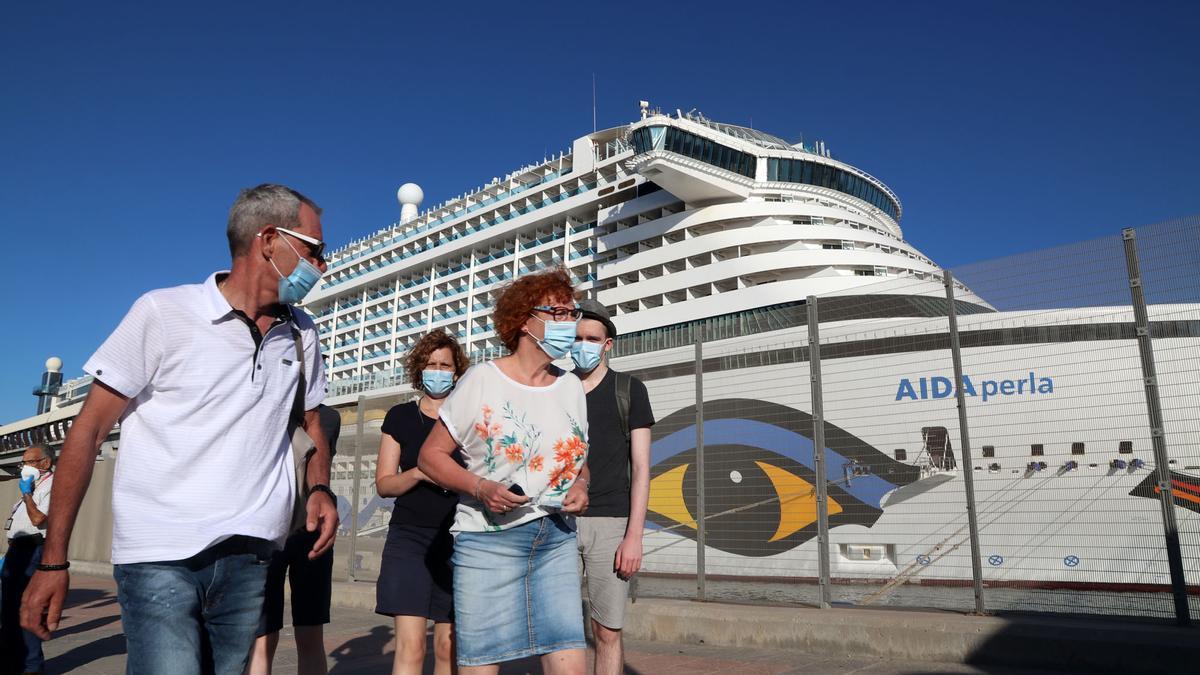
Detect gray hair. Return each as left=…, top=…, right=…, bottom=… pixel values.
left=25, top=443, right=53, bottom=465
left=226, top=184, right=323, bottom=258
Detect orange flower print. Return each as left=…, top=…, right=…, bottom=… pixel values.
left=566, top=435, right=586, bottom=461
left=482, top=405, right=493, bottom=418
left=504, top=443, right=525, bottom=464
left=529, top=455, right=544, bottom=472
left=474, top=422, right=490, bottom=440
left=549, top=462, right=577, bottom=489
left=553, top=435, right=586, bottom=465
left=554, top=441, right=575, bottom=467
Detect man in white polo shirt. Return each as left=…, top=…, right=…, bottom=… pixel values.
left=21, top=184, right=338, bottom=675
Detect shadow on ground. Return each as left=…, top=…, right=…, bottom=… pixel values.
left=44, top=634, right=127, bottom=672
left=326, top=625, right=643, bottom=674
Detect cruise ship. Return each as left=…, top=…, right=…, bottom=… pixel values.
left=4, top=102, right=1198, bottom=597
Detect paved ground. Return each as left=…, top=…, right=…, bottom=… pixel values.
left=34, top=574, right=1066, bottom=674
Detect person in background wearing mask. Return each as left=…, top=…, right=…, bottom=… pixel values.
left=248, top=403, right=344, bottom=675
left=419, top=269, right=591, bottom=675
left=569, top=300, right=654, bottom=675
left=1, top=445, right=54, bottom=675
left=21, top=184, right=337, bottom=674
left=374, top=329, right=469, bottom=675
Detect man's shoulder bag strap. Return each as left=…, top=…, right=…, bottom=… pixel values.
left=614, top=370, right=632, bottom=442
left=289, top=310, right=317, bottom=531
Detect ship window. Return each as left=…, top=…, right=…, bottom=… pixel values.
left=894, top=449, right=906, bottom=461
left=982, top=445, right=995, bottom=458
left=1118, top=441, right=1133, bottom=454
left=1071, top=442, right=1085, bottom=455
left=1030, top=444, right=1044, bottom=456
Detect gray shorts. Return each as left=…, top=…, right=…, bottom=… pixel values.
left=576, top=516, right=631, bottom=630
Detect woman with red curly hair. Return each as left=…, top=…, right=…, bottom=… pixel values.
left=419, top=269, right=590, bottom=675
left=375, top=329, right=469, bottom=675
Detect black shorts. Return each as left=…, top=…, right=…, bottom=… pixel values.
left=375, top=523, right=454, bottom=623
left=257, top=529, right=333, bottom=636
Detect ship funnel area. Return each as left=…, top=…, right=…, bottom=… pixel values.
left=397, top=182, right=424, bottom=225
left=33, top=356, right=63, bottom=415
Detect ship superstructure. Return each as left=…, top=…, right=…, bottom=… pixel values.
left=308, top=103, right=982, bottom=404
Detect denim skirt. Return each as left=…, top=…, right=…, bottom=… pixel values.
left=452, top=514, right=585, bottom=665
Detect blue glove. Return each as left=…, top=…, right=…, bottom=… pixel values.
left=18, top=476, right=34, bottom=495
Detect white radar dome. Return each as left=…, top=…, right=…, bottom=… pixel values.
left=45, top=357, right=63, bottom=373
left=397, top=183, right=424, bottom=206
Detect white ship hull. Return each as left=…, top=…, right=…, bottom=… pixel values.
left=627, top=305, right=1200, bottom=590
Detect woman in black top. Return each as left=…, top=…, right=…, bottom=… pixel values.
left=375, top=329, right=468, bottom=675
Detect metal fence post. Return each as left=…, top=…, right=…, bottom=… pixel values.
left=1122, top=227, right=1191, bottom=626
left=943, top=271, right=987, bottom=615
left=694, top=324, right=706, bottom=602
left=806, top=296, right=832, bottom=609
left=348, top=394, right=366, bottom=583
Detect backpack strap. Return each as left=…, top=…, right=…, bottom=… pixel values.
left=288, top=308, right=307, bottom=431
left=614, top=370, right=632, bottom=442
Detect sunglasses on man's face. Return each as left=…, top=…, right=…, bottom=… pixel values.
left=273, top=226, right=327, bottom=262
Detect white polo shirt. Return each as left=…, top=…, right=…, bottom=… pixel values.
left=84, top=272, right=325, bottom=564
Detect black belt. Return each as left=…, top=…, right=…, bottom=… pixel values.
left=8, top=533, right=44, bottom=546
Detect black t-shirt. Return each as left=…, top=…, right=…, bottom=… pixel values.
left=583, top=369, right=655, bottom=517
left=380, top=401, right=459, bottom=528
left=318, top=405, right=341, bottom=455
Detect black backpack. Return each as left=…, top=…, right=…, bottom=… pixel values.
left=613, top=370, right=632, bottom=442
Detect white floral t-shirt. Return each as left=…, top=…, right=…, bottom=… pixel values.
left=439, top=361, right=589, bottom=533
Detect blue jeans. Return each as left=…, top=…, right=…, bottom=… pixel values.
left=113, top=536, right=273, bottom=675
left=453, top=514, right=585, bottom=665
left=1, top=536, right=44, bottom=674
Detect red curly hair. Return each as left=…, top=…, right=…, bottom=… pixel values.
left=493, top=268, right=576, bottom=352
left=404, top=329, right=470, bottom=391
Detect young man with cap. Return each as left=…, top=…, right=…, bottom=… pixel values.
left=570, top=299, right=654, bottom=675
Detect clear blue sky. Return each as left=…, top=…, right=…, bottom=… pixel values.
left=2, top=1, right=1198, bottom=421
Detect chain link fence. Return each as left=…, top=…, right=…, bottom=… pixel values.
left=326, top=216, right=1200, bottom=624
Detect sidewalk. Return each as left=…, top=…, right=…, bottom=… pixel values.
left=35, top=573, right=1065, bottom=674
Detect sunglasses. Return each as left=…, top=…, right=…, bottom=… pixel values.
left=531, top=304, right=583, bottom=321
left=273, top=226, right=327, bottom=261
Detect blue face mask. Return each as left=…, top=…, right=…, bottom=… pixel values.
left=571, top=341, right=604, bottom=372
left=422, top=370, right=454, bottom=397
left=271, top=236, right=323, bottom=305
left=530, top=315, right=578, bottom=359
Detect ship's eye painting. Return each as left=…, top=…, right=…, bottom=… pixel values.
left=646, top=399, right=917, bottom=557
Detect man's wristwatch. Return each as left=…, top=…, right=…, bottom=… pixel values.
left=307, top=484, right=335, bottom=502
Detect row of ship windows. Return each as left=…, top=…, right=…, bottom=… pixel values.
left=315, top=230, right=594, bottom=317
left=630, top=125, right=900, bottom=221
left=327, top=166, right=572, bottom=271
left=317, top=267, right=598, bottom=336
left=893, top=441, right=1135, bottom=462
left=316, top=252, right=591, bottom=321
left=630, top=126, right=756, bottom=178
left=320, top=183, right=599, bottom=290
left=767, top=158, right=900, bottom=221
